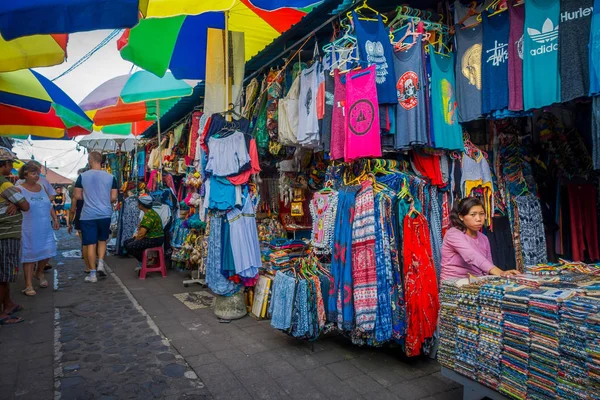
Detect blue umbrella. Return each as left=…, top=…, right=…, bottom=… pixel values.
left=0, top=0, right=139, bottom=41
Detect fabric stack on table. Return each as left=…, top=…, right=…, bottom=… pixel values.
left=527, top=289, right=574, bottom=399
left=476, top=281, right=510, bottom=390
left=267, top=239, right=307, bottom=269
left=586, top=312, right=600, bottom=399
left=558, top=297, right=600, bottom=399
left=438, top=280, right=461, bottom=370
left=455, top=282, right=482, bottom=380
left=499, top=288, right=541, bottom=400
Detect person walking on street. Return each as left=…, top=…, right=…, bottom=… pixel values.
left=73, top=152, right=118, bottom=283
left=0, top=147, right=30, bottom=324
left=68, top=168, right=90, bottom=273
left=17, top=162, right=59, bottom=296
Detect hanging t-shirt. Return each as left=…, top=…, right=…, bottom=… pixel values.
left=321, top=71, right=335, bottom=152
left=589, top=0, right=600, bottom=95
left=330, top=70, right=347, bottom=160
left=278, top=75, right=300, bottom=146
left=297, top=62, right=323, bottom=147
left=508, top=1, right=525, bottom=111
left=454, top=25, right=483, bottom=122
left=523, top=0, right=561, bottom=110
left=430, top=49, right=464, bottom=151
left=559, top=0, right=594, bottom=102
left=424, top=52, right=435, bottom=147
left=482, top=10, right=510, bottom=114
left=353, top=13, right=397, bottom=104
left=345, top=65, right=382, bottom=161
left=392, top=39, right=428, bottom=149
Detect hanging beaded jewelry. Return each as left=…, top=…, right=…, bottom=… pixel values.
left=309, top=191, right=338, bottom=254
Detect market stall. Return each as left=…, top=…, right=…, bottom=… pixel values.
left=117, top=0, right=600, bottom=394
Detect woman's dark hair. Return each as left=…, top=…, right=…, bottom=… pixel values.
left=450, top=197, right=485, bottom=232
left=18, top=162, right=40, bottom=180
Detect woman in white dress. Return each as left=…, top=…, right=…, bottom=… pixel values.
left=17, top=162, right=59, bottom=296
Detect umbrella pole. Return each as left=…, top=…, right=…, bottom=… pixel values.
left=156, top=99, right=162, bottom=168
left=224, top=11, right=229, bottom=117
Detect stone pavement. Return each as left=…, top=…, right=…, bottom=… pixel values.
left=0, top=228, right=463, bottom=400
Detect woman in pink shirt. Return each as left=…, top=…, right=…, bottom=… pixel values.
left=441, top=198, right=520, bottom=281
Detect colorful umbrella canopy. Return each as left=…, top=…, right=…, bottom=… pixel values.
left=10, top=159, right=25, bottom=176
left=79, top=71, right=194, bottom=128
left=0, top=0, right=139, bottom=41
left=139, top=0, right=320, bottom=17
left=0, top=69, right=93, bottom=138
left=118, top=0, right=315, bottom=79
left=78, top=131, right=137, bottom=153
left=0, top=33, right=68, bottom=73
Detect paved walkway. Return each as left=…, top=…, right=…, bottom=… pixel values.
left=0, top=229, right=462, bottom=400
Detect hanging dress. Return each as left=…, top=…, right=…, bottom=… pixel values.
left=19, top=185, right=56, bottom=263
left=351, top=181, right=378, bottom=335
left=227, top=194, right=262, bottom=281
left=329, top=69, right=347, bottom=160
left=402, top=212, right=439, bottom=357
left=328, top=185, right=360, bottom=330
left=345, top=65, right=382, bottom=161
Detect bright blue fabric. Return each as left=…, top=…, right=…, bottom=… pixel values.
left=0, top=0, right=139, bottom=40
left=248, top=0, right=322, bottom=9
left=170, top=13, right=225, bottom=80
left=590, top=0, right=600, bottom=95
left=429, top=50, right=464, bottom=150
left=205, top=216, right=241, bottom=297
left=270, top=272, right=296, bottom=330
left=523, top=0, right=561, bottom=110
left=373, top=193, right=392, bottom=344
left=481, top=10, right=510, bottom=114
left=209, top=176, right=236, bottom=211
left=328, top=186, right=359, bottom=331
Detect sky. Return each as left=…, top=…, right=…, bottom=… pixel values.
left=12, top=30, right=134, bottom=179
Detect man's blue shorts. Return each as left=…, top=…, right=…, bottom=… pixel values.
left=80, top=218, right=111, bottom=246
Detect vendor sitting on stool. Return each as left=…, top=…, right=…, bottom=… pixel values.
left=441, top=197, right=521, bottom=281
left=124, top=195, right=165, bottom=271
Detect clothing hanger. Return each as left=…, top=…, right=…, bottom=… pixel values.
left=486, top=0, right=508, bottom=17
left=347, top=0, right=387, bottom=24
left=456, top=1, right=480, bottom=26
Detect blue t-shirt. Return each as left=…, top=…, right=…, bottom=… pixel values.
left=75, top=170, right=117, bottom=221
left=430, top=49, right=464, bottom=151
left=353, top=13, right=397, bottom=104
left=392, top=40, right=428, bottom=149
left=482, top=10, right=510, bottom=114
left=589, top=0, right=600, bottom=95
left=523, top=0, right=561, bottom=110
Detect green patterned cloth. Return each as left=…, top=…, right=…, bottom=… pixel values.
left=140, top=209, right=164, bottom=239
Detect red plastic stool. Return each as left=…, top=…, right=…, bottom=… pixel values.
left=140, top=246, right=167, bottom=279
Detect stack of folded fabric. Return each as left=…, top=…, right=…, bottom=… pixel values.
left=511, top=274, right=560, bottom=289
left=267, top=239, right=308, bottom=269
left=455, top=282, right=483, bottom=380
left=527, top=289, right=574, bottom=399
left=477, top=281, right=512, bottom=390
left=558, top=297, right=600, bottom=399
left=586, top=312, right=600, bottom=399
left=438, top=280, right=461, bottom=370
left=499, top=288, right=542, bottom=400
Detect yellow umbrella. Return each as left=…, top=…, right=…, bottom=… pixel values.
left=0, top=33, right=68, bottom=72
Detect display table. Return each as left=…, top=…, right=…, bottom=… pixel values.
left=441, top=368, right=509, bottom=400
